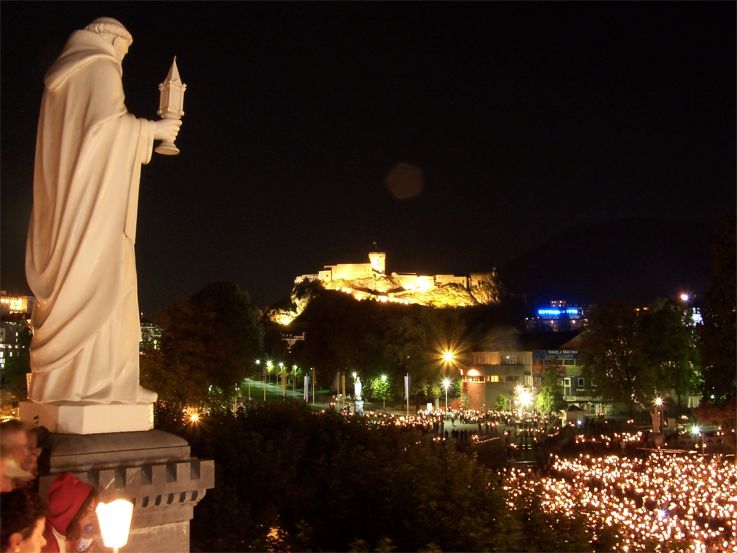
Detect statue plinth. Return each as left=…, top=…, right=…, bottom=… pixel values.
left=19, top=401, right=153, bottom=434
left=355, top=399, right=364, bottom=415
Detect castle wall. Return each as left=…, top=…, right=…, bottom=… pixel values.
left=434, top=274, right=468, bottom=287
left=469, top=273, right=493, bottom=287
left=331, top=263, right=374, bottom=281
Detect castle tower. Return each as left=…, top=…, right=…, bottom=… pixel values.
left=368, top=251, right=386, bottom=275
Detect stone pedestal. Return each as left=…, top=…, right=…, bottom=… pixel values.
left=355, top=400, right=364, bottom=415
left=19, top=401, right=153, bottom=434
left=38, top=430, right=214, bottom=553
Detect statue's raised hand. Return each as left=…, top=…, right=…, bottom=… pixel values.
left=153, top=118, right=182, bottom=141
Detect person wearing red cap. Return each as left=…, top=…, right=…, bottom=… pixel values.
left=42, top=473, right=98, bottom=553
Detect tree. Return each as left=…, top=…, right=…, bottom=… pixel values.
left=369, top=376, right=392, bottom=407
left=633, top=298, right=701, bottom=407
left=535, top=366, right=566, bottom=414
left=141, top=282, right=264, bottom=405
left=496, top=394, right=511, bottom=411
left=579, top=301, right=641, bottom=413
left=699, top=215, right=736, bottom=403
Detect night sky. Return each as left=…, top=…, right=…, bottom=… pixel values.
left=2, top=2, right=734, bottom=315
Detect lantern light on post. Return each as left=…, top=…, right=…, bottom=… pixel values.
left=155, top=56, right=186, bottom=155
left=96, top=498, right=134, bottom=553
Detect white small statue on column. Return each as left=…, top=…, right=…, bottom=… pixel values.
left=155, top=56, right=186, bottom=155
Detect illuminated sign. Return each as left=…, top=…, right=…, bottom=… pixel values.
left=536, top=308, right=580, bottom=317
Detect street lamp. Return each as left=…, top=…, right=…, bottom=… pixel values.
left=278, top=362, right=285, bottom=397
left=292, top=364, right=299, bottom=391
left=380, top=374, right=388, bottom=411
left=515, top=385, right=532, bottom=413
left=266, top=360, right=274, bottom=385
left=653, top=397, right=664, bottom=433
left=96, top=499, right=134, bottom=553
left=442, top=377, right=451, bottom=415
left=691, top=424, right=705, bottom=454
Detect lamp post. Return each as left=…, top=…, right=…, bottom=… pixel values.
left=515, top=385, right=532, bottom=414
left=96, top=499, right=134, bottom=553
left=442, top=377, right=451, bottom=415
left=252, top=359, right=261, bottom=401
left=692, top=425, right=705, bottom=454
left=278, top=362, right=285, bottom=397
left=380, top=374, right=388, bottom=411
left=654, top=397, right=663, bottom=433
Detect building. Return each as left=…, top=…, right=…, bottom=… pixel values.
left=524, top=300, right=588, bottom=332
left=0, top=292, right=34, bottom=318
left=462, top=328, right=598, bottom=411
left=140, top=320, right=162, bottom=353
left=0, top=321, right=29, bottom=373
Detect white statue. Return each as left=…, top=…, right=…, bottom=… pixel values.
left=354, top=377, right=362, bottom=401
left=25, top=18, right=181, bottom=404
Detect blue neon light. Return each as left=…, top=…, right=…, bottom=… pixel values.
left=536, top=307, right=580, bottom=318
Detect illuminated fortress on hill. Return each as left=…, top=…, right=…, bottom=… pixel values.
left=270, top=251, right=501, bottom=325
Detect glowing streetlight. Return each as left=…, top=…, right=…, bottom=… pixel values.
left=442, top=377, right=451, bottom=414
left=292, top=364, right=300, bottom=391
left=380, top=374, right=388, bottom=411
left=654, top=397, right=663, bottom=407
left=442, top=350, right=456, bottom=365
left=691, top=424, right=705, bottom=454
left=679, top=292, right=691, bottom=303
left=515, top=385, right=533, bottom=412
left=96, top=499, right=134, bottom=553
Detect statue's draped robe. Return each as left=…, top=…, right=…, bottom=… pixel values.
left=26, top=30, right=155, bottom=403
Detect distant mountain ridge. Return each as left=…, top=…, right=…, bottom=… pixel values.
left=498, top=218, right=714, bottom=306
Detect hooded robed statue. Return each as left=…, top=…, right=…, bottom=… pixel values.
left=25, top=18, right=181, bottom=404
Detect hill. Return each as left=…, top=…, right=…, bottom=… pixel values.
left=498, top=218, right=714, bottom=306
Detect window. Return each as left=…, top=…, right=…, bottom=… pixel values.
left=505, top=375, right=520, bottom=382
left=578, top=377, right=585, bottom=387
left=488, top=375, right=501, bottom=382
left=563, top=377, right=571, bottom=387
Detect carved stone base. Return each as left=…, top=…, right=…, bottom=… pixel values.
left=38, top=430, right=214, bottom=553
left=19, top=401, right=153, bottom=434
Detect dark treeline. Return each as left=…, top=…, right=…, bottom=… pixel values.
left=155, top=401, right=607, bottom=552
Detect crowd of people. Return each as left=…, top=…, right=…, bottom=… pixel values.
left=0, top=420, right=98, bottom=553
left=503, top=452, right=737, bottom=552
